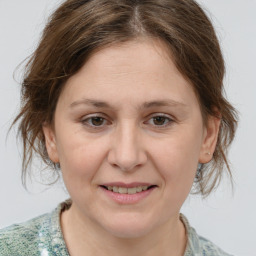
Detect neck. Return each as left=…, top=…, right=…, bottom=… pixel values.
left=61, top=204, right=187, bottom=256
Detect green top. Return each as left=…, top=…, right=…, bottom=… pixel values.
left=0, top=200, right=232, bottom=256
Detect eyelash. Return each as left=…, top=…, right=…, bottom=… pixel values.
left=81, top=114, right=109, bottom=129
left=145, top=114, right=173, bottom=128
left=81, top=113, right=174, bottom=130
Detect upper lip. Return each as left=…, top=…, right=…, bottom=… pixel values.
left=100, top=182, right=156, bottom=188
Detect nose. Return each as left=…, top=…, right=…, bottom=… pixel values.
left=107, top=122, right=147, bottom=172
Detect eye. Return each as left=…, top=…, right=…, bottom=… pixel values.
left=89, top=117, right=105, bottom=126
left=152, top=116, right=169, bottom=126
left=81, top=115, right=109, bottom=128
left=146, top=114, right=173, bottom=127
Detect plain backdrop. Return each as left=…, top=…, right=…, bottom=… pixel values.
left=0, top=1, right=255, bottom=255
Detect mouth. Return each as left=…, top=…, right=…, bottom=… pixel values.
left=99, top=183, right=157, bottom=204
left=100, top=184, right=157, bottom=194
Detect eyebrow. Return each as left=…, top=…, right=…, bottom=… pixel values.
left=70, top=99, right=112, bottom=109
left=69, top=98, right=188, bottom=110
left=141, top=100, right=187, bottom=109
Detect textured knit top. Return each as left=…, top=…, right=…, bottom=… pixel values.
left=0, top=200, right=233, bottom=256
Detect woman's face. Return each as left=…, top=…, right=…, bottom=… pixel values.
left=44, top=39, right=219, bottom=238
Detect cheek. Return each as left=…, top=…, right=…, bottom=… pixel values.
left=56, top=131, right=108, bottom=185
left=148, top=129, right=202, bottom=186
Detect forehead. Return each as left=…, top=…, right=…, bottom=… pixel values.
left=59, top=38, right=199, bottom=112
left=83, top=38, right=179, bottom=82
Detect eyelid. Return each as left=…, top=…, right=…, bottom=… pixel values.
left=81, top=112, right=107, bottom=119
left=145, top=113, right=174, bottom=127
left=147, top=112, right=174, bottom=120
left=81, top=113, right=111, bottom=128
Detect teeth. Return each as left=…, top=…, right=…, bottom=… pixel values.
left=136, top=186, right=142, bottom=192
left=106, top=185, right=151, bottom=194
left=118, top=187, right=127, bottom=194
left=128, top=187, right=137, bottom=194
left=142, top=186, right=148, bottom=191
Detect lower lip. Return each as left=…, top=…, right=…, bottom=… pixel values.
left=99, top=186, right=156, bottom=204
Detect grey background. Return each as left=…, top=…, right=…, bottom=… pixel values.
left=0, top=1, right=255, bottom=255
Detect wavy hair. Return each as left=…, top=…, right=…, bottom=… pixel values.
left=14, top=0, right=238, bottom=195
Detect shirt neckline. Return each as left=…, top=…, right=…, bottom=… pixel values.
left=52, top=200, right=199, bottom=256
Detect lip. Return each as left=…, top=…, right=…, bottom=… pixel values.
left=101, top=182, right=153, bottom=188
left=99, top=182, right=157, bottom=205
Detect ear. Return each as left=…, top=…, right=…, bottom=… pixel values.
left=199, top=115, right=221, bottom=164
left=42, top=124, right=59, bottom=163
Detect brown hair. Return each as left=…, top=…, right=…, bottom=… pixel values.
left=14, top=0, right=238, bottom=195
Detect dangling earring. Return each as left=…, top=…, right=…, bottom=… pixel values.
left=196, top=163, right=203, bottom=180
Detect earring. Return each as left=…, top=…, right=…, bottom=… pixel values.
left=196, top=163, right=203, bottom=180
left=206, top=152, right=211, bottom=155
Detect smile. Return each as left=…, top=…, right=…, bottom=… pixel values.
left=99, top=183, right=157, bottom=204
left=101, top=185, right=156, bottom=194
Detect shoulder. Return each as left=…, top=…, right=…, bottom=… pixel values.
left=197, top=234, right=233, bottom=256
left=180, top=214, right=233, bottom=256
left=0, top=212, right=51, bottom=255
left=0, top=201, right=71, bottom=256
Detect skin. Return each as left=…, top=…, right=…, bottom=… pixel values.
left=43, top=38, right=220, bottom=256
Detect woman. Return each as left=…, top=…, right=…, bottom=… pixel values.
left=0, top=0, right=237, bottom=255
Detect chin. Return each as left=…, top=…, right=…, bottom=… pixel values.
left=99, top=212, right=158, bottom=239
left=106, top=224, right=153, bottom=239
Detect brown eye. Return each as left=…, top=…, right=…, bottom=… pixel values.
left=152, top=116, right=169, bottom=126
left=81, top=115, right=108, bottom=128
left=90, top=117, right=105, bottom=126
